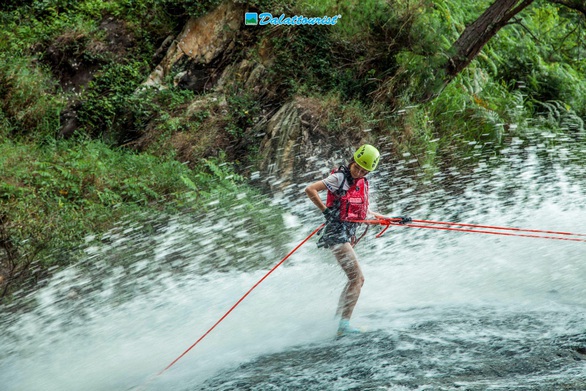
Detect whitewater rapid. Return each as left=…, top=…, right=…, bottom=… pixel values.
left=1, top=141, right=586, bottom=391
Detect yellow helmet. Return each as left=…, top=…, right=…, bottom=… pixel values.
left=353, top=144, right=380, bottom=172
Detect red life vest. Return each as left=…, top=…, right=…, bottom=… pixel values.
left=325, top=167, right=369, bottom=221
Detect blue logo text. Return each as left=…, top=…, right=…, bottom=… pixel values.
left=257, top=13, right=341, bottom=26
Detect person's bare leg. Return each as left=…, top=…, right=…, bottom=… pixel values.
left=332, top=243, right=365, bottom=321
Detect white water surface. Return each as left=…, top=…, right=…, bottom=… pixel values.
left=1, top=147, right=586, bottom=391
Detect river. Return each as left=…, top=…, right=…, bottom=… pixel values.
left=1, top=131, right=585, bottom=390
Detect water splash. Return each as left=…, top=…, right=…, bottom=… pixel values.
left=1, top=134, right=586, bottom=390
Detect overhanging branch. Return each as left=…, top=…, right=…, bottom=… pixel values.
left=548, top=0, right=586, bottom=17
left=504, top=0, right=537, bottom=21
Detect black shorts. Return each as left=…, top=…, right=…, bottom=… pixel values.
left=317, top=221, right=358, bottom=248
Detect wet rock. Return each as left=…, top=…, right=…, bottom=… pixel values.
left=216, top=59, right=267, bottom=94
left=143, top=0, right=243, bottom=90
left=256, top=97, right=366, bottom=192
left=152, top=34, right=175, bottom=65
left=195, top=311, right=586, bottom=391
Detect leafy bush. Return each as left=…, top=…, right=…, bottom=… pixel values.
left=76, top=61, right=151, bottom=141
left=0, top=54, right=65, bottom=138
left=0, top=138, right=284, bottom=302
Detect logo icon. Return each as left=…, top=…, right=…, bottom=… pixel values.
left=245, top=12, right=258, bottom=25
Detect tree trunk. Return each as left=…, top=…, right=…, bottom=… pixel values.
left=416, top=0, right=537, bottom=102
left=445, top=0, right=535, bottom=80
left=417, top=0, right=586, bottom=101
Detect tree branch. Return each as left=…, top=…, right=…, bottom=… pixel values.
left=446, top=0, right=536, bottom=78
left=548, top=0, right=586, bottom=17
left=506, top=17, right=542, bottom=43
left=504, top=0, right=538, bottom=21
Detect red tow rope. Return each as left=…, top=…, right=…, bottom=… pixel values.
left=137, top=217, right=584, bottom=389
left=350, top=218, right=586, bottom=243
left=144, top=223, right=325, bottom=384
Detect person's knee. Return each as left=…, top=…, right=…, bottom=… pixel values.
left=349, top=272, right=364, bottom=287
left=357, top=273, right=365, bottom=287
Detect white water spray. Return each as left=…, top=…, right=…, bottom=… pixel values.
left=1, top=146, right=586, bottom=391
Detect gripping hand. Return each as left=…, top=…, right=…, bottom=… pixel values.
left=393, top=216, right=412, bottom=225
left=323, top=207, right=337, bottom=223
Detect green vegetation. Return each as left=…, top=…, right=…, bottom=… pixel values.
left=293, top=0, right=585, bottom=171
left=1, top=0, right=585, bottom=301
left=0, top=137, right=278, bottom=299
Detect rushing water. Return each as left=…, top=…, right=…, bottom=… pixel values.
left=1, top=132, right=586, bottom=391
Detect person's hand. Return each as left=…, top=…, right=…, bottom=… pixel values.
left=393, top=216, right=412, bottom=224
left=323, top=207, right=337, bottom=223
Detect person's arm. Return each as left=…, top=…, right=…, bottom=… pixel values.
left=305, top=180, right=328, bottom=212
